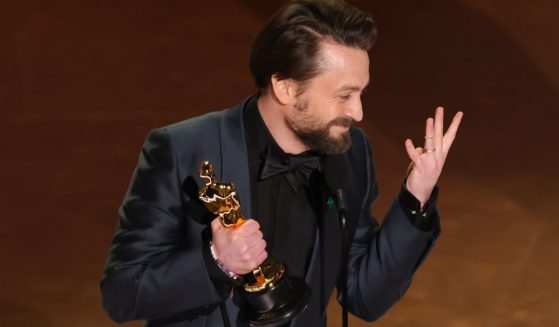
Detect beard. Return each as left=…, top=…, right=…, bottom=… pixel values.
left=286, top=99, right=353, bottom=155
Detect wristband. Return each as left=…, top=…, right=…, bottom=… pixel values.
left=209, top=241, right=240, bottom=280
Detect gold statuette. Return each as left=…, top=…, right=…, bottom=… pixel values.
left=198, top=160, right=309, bottom=326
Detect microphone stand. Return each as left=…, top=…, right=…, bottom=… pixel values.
left=335, top=189, right=349, bottom=327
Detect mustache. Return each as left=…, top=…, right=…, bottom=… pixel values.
left=327, top=117, right=354, bottom=128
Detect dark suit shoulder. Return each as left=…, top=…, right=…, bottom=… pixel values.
left=153, top=103, right=234, bottom=150
left=163, top=110, right=223, bottom=140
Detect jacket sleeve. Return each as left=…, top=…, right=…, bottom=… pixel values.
left=342, top=133, right=441, bottom=321
left=100, top=128, right=225, bottom=323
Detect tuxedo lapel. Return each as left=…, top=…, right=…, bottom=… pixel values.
left=344, top=157, right=362, bottom=243
left=218, top=96, right=253, bottom=218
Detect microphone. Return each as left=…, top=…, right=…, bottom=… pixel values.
left=335, top=189, right=348, bottom=213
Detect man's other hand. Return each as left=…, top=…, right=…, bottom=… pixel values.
left=405, top=107, right=463, bottom=207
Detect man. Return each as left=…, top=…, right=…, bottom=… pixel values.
left=101, top=0, right=463, bottom=326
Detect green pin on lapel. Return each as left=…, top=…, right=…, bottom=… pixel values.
left=327, top=196, right=335, bottom=209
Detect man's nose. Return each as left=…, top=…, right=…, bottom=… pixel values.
left=345, top=98, right=363, bottom=123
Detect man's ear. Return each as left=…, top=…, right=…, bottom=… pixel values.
left=270, top=74, right=297, bottom=105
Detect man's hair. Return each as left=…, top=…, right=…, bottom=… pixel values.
left=249, top=0, right=377, bottom=90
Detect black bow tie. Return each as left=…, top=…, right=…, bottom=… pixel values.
left=259, top=147, right=320, bottom=192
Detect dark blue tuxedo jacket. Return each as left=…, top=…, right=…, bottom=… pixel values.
left=101, top=96, right=440, bottom=326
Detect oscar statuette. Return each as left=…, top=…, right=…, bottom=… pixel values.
left=198, top=161, right=310, bottom=326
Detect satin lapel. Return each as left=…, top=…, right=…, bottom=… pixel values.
left=218, top=96, right=253, bottom=218
left=344, top=156, right=362, bottom=244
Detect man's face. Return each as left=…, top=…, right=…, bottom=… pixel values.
left=286, top=41, right=370, bottom=154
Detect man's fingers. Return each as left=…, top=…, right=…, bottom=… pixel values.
left=249, top=237, right=266, bottom=254
left=236, top=219, right=261, bottom=236
left=405, top=139, right=420, bottom=162
left=442, top=111, right=464, bottom=153
left=211, top=217, right=223, bottom=231
left=212, top=218, right=261, bottom=237
left=424, top=117, right=435, bottom=151
left=406, top=147, right=424, bottom=175
left=253, top=250, right=268, bottom=268
left=246, top=231, right=265, bottom=248
left=434, top=107, right=444, bottom=156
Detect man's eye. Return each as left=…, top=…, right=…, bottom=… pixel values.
left=339, top=94, right=351, bottom=102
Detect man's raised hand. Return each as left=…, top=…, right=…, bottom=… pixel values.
left=404, top=107, right=463, bottom=207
